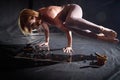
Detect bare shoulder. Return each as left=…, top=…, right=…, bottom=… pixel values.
left=38, top=7, right=46, bottom=13
left=38, top=6, right=62, bottom=19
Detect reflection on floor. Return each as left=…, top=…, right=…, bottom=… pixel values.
left=0, top=33, right=120, bottom=80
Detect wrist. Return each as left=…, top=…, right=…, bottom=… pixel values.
left=67, top=42, right=72, bottom=47
left=45, top=41, right=49, bottom=44
left=67, top=45, right=72, bottom=47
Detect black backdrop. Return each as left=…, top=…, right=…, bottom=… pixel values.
left=0, top=0, right=120, bottom=44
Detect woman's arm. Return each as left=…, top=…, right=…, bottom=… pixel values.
left=55, top=20, right=73, bottom=54
left=63, top=30, right=73, bottom=54
left=42, top=22, right=50, bottom=44
left=37, top=22, right=50, bottom=50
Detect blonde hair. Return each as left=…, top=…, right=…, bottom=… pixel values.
left=18, top=9, right=39, bottom=35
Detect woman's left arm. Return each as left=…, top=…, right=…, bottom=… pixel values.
left=55, top=20, right=73, bottom=54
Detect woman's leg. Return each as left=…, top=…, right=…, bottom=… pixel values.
left=66, top=26, right=98, bottom=38
left=64, top=4, right=117, bottom=38
left=66, top=26, right=119, bottom=43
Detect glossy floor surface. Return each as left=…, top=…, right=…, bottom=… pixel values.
left=0, top=33, right=120, bottom=80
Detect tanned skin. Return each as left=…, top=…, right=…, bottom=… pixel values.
left=27, top=5, right=118, bottom=54
left=36, top=6, right=73, bottom=53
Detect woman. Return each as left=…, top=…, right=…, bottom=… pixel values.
left=18, top=4, right=119, bottom=54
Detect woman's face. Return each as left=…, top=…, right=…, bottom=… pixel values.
left=28, top=16, right=41, bottom=29
left=28, top=16, right=36, bottom=25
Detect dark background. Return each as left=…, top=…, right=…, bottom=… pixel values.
left=0, top=0, right=120, bottom=43
left=0, top=1, right=120, bottom=80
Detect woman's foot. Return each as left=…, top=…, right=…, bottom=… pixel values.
left=99, top=26, right=117, bottom=38
left=97, top=35, right=119, bottom=43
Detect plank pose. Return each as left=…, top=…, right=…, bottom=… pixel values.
left=18, top=4, right=119, bottom=54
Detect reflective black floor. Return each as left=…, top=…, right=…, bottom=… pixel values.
left=1, top=33, right=120, bottom=80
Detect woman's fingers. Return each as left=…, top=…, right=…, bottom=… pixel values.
left=37, top=42, right=49, bottom=51
left=63, top=47, right=74, bottom=54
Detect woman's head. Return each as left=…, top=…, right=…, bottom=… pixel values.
left=18, top=9, right=39, bottom=35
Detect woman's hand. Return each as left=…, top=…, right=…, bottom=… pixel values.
left=63, top=46, right=73, bottom=54
left=37, top=42, right=50, bottom=51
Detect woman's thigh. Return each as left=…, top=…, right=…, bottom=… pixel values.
left=65, top=4, right=83, bottom=22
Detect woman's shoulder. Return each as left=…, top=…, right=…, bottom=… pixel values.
left=38, top=7, right=46, bottom=12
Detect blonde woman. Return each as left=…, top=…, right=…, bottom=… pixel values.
left=18, top=4, right=119, bottom=54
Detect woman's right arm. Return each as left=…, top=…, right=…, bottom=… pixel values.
left=41, top=22, right=50, bottom=44
left=37, top=22, right=50, bottom=50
